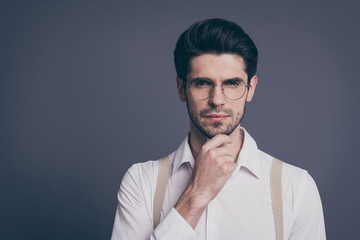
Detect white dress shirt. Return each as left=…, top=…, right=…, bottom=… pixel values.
left=111, top=128, right=326, bottom=239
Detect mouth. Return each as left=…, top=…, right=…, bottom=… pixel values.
left=204, top=114, right=229, bottom=122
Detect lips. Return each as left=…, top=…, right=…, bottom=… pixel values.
left=204, top=114, right=229, bottom=122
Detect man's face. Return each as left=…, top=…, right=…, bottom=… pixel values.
left=177, top=53, right=257, bottom=138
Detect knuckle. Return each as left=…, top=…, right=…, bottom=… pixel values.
left=221, top=165, right=228, bottom=173
left=201, top=144, right=209, bottom=153
left=214, top=156, right=223, bottom=166
left=208, top=148, right=218, bottom=158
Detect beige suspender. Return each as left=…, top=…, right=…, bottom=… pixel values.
left=153, top=156, right=284, bottom=240
left=153, top=155, right=171, bottom=229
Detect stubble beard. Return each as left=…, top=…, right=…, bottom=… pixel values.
left=186, top=101, right=246, bottom=139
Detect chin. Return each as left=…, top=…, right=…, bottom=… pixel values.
left=201, top=126, right=236, bottom=138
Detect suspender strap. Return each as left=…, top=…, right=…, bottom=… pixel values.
left=271, top=158, right=284, bottom=240
left=153, top=155, right=170, bottom=229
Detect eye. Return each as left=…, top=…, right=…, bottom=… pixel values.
left=193, top=79, right=212, bottom=88
left=224, top=79, right=241, bottom=87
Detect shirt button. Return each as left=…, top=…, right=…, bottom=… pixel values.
left=210, top=224, right=215, bottom=230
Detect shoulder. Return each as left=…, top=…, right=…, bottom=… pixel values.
left=117, top=159, right=161, bottom=209
left=122, top=159, right=160, bottom=189
left=258, top=150, right=318, bottom=198
left=127, top=160, right=159, bottom=177
left=121, top=153, right=174, bottom=190
left=259, top=150, right=312, bottom=182
left=282, top=161, right=310, bottom=187
left=260, top=151, right=321, bottom=212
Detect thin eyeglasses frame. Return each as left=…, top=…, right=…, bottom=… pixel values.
left=185, top=78, right=249, bottom=101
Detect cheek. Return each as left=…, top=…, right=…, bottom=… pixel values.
left=187, top=99, right=203, bottom=112
left=233, top=101, right=246, bottom=112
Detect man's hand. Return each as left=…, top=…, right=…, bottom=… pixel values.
left=174, top=134, right=236, bottom=229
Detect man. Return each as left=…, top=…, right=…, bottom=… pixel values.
left=111, top=18, right=326, bottom=239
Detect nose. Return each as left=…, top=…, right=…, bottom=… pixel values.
left=208, top=84, right=225, bottom=107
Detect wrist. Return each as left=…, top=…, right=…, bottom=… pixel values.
left=174, top=186, right=210, bottom=228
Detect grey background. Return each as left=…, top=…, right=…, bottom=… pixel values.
left=1, top=0, right=359, bottom=239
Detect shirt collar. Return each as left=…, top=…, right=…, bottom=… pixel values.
left=171, top=134, right=195, bottom=175
left=233, top=128, right=261, bottom=179
left=171, top=128, right=262, bottom=179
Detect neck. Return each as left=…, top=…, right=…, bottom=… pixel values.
left=188, top=122, right=244, bottom=162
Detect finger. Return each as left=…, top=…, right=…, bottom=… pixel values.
left=203, top=134, right=232, bottom=151
left=222, top=160, right=237, bottom=173
left=207, top=147, right=233, bottom=160
left=213, top=155, right=236, bottom=174
left=221, top=154, right=236, bottom=164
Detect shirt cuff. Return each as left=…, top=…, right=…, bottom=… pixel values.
left=152, top=208, right=197, bottom=240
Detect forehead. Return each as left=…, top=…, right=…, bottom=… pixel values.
left=188, top=53, right=247, bottom=81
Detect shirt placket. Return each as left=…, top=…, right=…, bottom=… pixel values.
left=205, top=200, right=218, bottom=240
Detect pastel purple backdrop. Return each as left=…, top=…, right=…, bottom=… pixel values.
left=1, top=0, right=359, bottom=239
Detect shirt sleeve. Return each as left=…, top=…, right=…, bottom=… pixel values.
left=111, top=165, right=153, bottom=240
left=289, top=173, right=326, bottom=239
left=152, top=208, right=197, bottom=240
left=111, top=164, right=197, bottom=240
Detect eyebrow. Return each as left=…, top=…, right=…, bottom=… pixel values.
left=189, top=77, right=245, bottom=82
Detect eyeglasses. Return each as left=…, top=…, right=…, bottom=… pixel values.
left=187, top=78, right=249, bottom=101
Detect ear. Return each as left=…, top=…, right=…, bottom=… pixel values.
left=246, top=75, right=258, bottom=102
left=176, top=77, right=186, bottom=102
